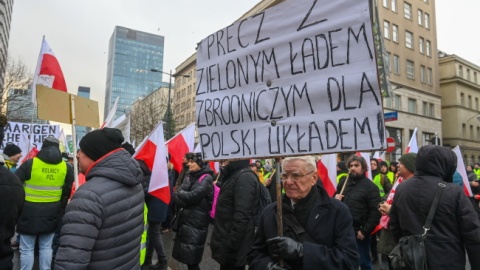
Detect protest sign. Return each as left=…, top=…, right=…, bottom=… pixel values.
left=196, top=0, right=385, bottom=160
left=1, top=121, right=60, bottom=150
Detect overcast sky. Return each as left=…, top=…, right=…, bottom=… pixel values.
left=8, top=0, right=480, bottom=122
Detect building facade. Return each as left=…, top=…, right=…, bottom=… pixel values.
left=6, top=87, right=46, bottom=124
left=378, top=0, right=442, bottom=160
left=0, top=0, right=13, bottom=91
left=104, top=26, right=165, bottom=120
left=130, top=86, right=169, bottom=144
left=439, top=53, right=480, bottom=165
left=75, top=86, right=92, bottom=145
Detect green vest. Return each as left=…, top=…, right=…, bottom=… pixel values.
left=24, top=158, right=67, bottom=203
left=373, top=173, right=391, bottom=197
left=140, top=204, right=148, bottom=265
left=475, top=168, right=480, bottom=180
left=337, top=172, right=348, bottom=183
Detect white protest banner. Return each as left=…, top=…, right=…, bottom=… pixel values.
left=196, top=0, right=385, bottom=160
left=1, top=121, right=60, bottom=150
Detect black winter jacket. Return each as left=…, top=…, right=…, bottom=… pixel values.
left=210, top=160, right=260, bottom=267
left=335, top=175, right=381, bottom=235
left=249, top=186, right=359, bottom=269
left=390, top=145, right=480, bottom=270
left=172, top=165, right=213, bottom=265
left=54, top=149, right=144, bottom=270
left=15, top=145, right=74, bottom=234
left=0, top=167, right=24, bottom=270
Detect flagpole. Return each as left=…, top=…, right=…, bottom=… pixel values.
left=274, top=157, right=284, bottom=267
left=70, top=95, right=79, bottom=190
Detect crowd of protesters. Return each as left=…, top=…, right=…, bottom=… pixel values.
left=2, top=128, right=480, bottom=270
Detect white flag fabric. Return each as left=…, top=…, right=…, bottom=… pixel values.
left=102, top=96, right=119, bottom=128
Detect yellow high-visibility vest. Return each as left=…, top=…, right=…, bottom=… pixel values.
left=140, top=204, right=148, bottom=265
left=24, top=158, right=67, bottom=203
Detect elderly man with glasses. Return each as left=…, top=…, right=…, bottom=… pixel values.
left=249, top=156, right=359, bottom=270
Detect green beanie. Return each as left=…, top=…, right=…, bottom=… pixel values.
left=399, top=153, right=417, bottom=173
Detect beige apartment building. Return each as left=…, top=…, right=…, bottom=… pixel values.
left=439, top=53, right=480, bottom=165
left=378, top=0, right=442, bottom=160
left=174, top=0, right=442, bottom=161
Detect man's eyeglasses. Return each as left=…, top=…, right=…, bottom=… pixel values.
left=281, top=171, right=315, bottom=182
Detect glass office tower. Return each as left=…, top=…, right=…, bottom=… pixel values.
left=104, top=26, right=165, bottom=120
left=75, top=86, right=92, bottom=145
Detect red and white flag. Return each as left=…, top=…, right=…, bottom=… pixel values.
left=453, top=146, right=473, bottom=197
left=166, top=123, right=195, bottom=173
left=317, top=154, right=337, bottom=196
left=134, top=122, right=170, bottom=204
left=406, top=127, right=418, bottom=153
left=102, top=96, right=120, bottom=128
left=32, top=36, right=67, bottom=104
left=19, top=133, right=38, bottom=164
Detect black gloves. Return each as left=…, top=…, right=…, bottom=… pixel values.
left=266, top=237, right=304, bottom=261
left=267, top=262, right=290, bottom=270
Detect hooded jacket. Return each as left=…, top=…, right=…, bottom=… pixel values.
left=210, top=160, right=260, bottom=267
left=390, top=145, right=480, bottom=270
left=15, top=145, right=74, bottom=234
left=54, top=149, right=144, bottom=270
left=0, top=166, right=24, bottom=270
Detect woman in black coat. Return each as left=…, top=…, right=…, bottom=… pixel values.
left=172, top=153, right=213, bottom=270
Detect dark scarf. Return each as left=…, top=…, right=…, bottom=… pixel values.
left=281, top=186, right=320, bottom=230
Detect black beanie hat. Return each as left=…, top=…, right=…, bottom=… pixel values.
left=122, top=142, right=135, bottom=156
left=185, top=152, right=203, bottom=167
left=79, top=128, right=124, bottom=161
left=337, top=161, right=347, bottom=172
left=3, top=143, right=21, bottom=156
left=399, top=153, right=417, bottom=173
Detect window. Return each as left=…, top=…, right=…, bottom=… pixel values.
left=476, top=97, right=479, bottom=110
left=459, top=65, right=464, bottom=78
left=429, top=103, right=434, bottom=117
left=420, top=65, right=426, bottom=83
left=393, top=55, right=400, bottom=74
left=404, top=2, right=412, bottom=19
left=408, top=98, right=417, bottom=113
left=468, top=95, right=472, bottom=108
left=391, top=0, right=397, bottom=12
left=383, top=0, right=389, bottom=8
left=424, top=13, right=430, bottom=29
left=475, top=72, right=478, bottom=84
left=460, top=93, right=465, bottom=106
left=406, top=60, right=415, bottom=79
left=392, top=24, right=399, bottom=42
left=477, top=127, right=480, bottom=141
left=422, top=102, right=428, bottom=116
left=419, top=37, right=424, bottom=54
left=426, top=40, right=431, bottom=56
left=394, top=94, right=402, bottom=110
left=405, top=31, right=413, bottom=49
left=471, top=125, right=474, bottom=139
left=467, top=69, right=471, bottom=81
left=423, top=132, right=434, bottom=145
left=385, top=51, right=391, bottom=71
left=384, top=21, right=390, bottom=39
left=462, top=124, right=467, bottom=138
left=418, top=10, right=423, bottom=25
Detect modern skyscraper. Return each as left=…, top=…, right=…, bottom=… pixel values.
left=104, top=26, right=165, bottom=121
left=75, top=86, right=92, bottom=145
left=0, top=0, right=14, bottom=91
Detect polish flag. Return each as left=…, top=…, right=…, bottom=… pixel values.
left=373, top=151, right=385, bottom=162
left=406, top=128, right=418, bottom=153
left=102, top=96, right=120, bottom=128
left=453, top=146, right=473, bottom=197
left=57, top=128, right=70, bottom=154
left=165, top=122, right=195, bottom=173
left=134, top=122, right=170, bottom=204
left=19, top=133, right=38, bottom=164
left=317, top=154, right=337, bottom=196
left=32, top=36, right=67, bottom=104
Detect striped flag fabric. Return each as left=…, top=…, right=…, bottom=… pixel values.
left=453, top=146, right=473, bottom=197
left=406, top=127, right=418, bottom=153
left=165, top=122, right=195, bottom=173
left=32, top=36, right=67, bottom=105
left=317, top=154, right=337, bottom=196
left=134, top=122, right=170, bottom=204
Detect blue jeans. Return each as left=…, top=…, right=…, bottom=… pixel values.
left=356, top=235, right=372, bottom=270
left=19, top=233, right=54, bottom=270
